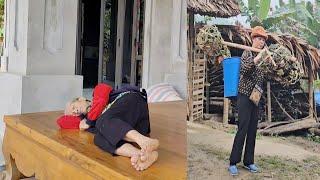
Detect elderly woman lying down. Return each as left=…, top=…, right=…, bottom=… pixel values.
left=57, top=84, right=159, bottom=171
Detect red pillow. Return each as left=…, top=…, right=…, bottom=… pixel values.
left=86, top=83, right=113, bottom=121
left=56, top=115, right=81, bottom=129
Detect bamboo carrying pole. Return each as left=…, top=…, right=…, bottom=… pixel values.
left=223, top=41, right=277, bottom=66
left=199, top=28, right=265, bottom=54
left=223, top=41, right=262, bottom=53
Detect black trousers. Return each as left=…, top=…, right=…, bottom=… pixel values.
left=93, top=93, right=150, bottom=154
left=230, top=93, right=259, bottom=165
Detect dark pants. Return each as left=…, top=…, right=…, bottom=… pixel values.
left=94, top=93, right=150, bottom=154
left=230, top=93, right=259, bottom=165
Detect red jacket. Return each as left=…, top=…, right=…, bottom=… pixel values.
left=86, top=83, right=113, bottom=122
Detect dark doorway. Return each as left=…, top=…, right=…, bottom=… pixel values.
left=77, top=0, right=117, bottom=88
left=79, top=0, right=100, bottom=88
left=77, top=0, right=144, bottom=89
left=121, top=0, right=134, bottom=85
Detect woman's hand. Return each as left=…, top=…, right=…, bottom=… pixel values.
left=254, top=48, right=273, bottom=65
left=79, top=119, right=90, bottom=130
left=253, top=48, right=266, bottom=64
left=253, top=54, right=262, bottom=64
left=216, top=56, right=224, bottom=64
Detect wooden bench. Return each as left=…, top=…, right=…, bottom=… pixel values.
left=3, top=101, right=186, bottom=180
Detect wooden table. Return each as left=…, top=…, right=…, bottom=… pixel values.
left=3, top=101, right=187, bottom=180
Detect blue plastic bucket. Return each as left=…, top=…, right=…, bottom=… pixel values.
left=315, top=90, right=320, bottom=106
left=223, top=57, right=241, bottom=97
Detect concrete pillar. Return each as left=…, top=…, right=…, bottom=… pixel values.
left=165, top=0, right=187, bottom=98
left=142, top=0, right=187, bottom=98
left=0, top=0, right=82, bottom=165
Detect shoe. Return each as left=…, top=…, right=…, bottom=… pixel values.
left=228, top=165, right=239, bottom=176
left=244, top=164, right=258, bottom=173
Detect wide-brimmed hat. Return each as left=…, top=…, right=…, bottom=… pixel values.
left=251, top=26, right=268, bottom=40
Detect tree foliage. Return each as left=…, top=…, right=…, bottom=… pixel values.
left=238, top=0, right=320, bottom=47
left=0, top=0, right=4, bottom=38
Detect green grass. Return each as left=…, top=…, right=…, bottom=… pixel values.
left=197, top=144, right=229, bottom=161
left=256, top=131, right=263, bottom=140
left=256, top=155, right=320, bottom=179
left=194, top=143, right=320, bottom=179
left=306, top=134, right=320, bottom=143
left=227, top=127, right=237, bottom=135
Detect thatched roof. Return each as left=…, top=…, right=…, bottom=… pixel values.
left=188, top=0, right=241, bottom=18
left=214, top=24, right=320, bottom=77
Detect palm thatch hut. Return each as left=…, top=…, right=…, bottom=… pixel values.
left=203, top=24, right=320, bottom=134
left=187, top=0, right=241, bottom=51
left=187, top=0, right=241, bottom=121
left=188, top=0, right=241, bottom=18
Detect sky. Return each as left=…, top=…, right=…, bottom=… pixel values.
left=242, top=0, right=315, bottom=8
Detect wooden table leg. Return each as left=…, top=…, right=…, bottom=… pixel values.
left=3, top=133, right=24, bottom=180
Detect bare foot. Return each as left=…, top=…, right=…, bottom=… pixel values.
left=138, top=138, right=159, bottom=153
left=131, top=154, right=139, bottom=166
left=140, top=151, right=147, bottom=162
left=131, top=154, right=141, bottom=170
left=135, top=151, right=158, bottom=171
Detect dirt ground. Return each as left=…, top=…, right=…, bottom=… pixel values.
left=188, top=120, right=320, bottom=180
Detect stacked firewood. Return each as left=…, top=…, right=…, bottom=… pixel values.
left=256, top=80, right=317, bottom=136
left=258, top=81, right=309, bottom=121
left=205, top=58, right=224, bottom=114
left=272, top=81, right=309, bottom=120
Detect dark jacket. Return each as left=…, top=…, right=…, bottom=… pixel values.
left=238, top=50, right=265, bottom=97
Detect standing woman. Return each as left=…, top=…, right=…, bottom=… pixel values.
left=228, top=26, right=271, bottom=175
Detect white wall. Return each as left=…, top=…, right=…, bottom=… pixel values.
left=7, top=0, right=78, bottom=75
left=6, top=0, right=28, bottom=74
left=27, top=0, right=79, bottom=75
left=21, top=75, right=83, bottom=113
left=0, top=73, right=23, bottom=165
left=143, top=0, right=187, bottom=98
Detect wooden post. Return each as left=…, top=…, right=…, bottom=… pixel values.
left=188, top=12, right=195, bottom=121
left=115, top=0, right=126, bottom=88
left=98, top=0, right=106, bottom=83
left=206, top=62, right=210, bottom=114
left=130, top=0, right=138, bottom=86
left=267, top=81, right=272, bottom=122
left=309, top=71, right=315, bottom=119
left=223, top=98, right=229, bottom=124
